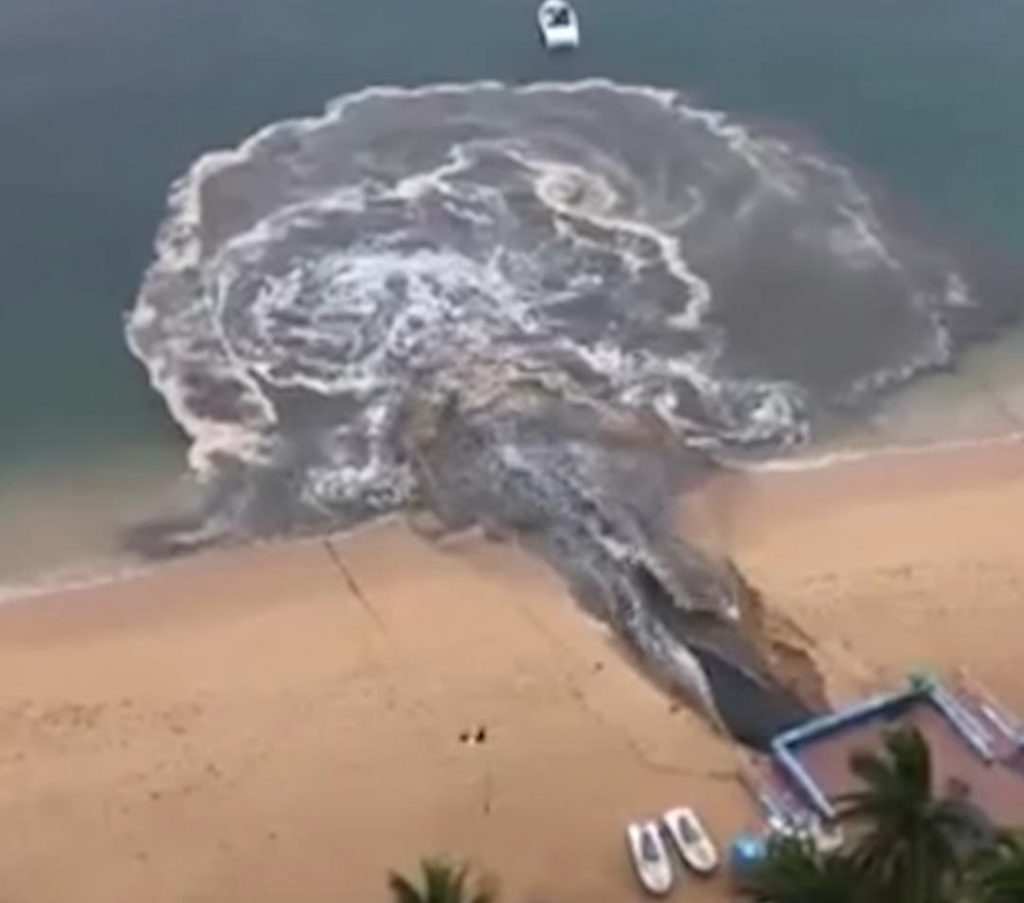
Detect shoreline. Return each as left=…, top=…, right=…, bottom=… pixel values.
left=730, top=428, right=1024, bottom=474
left=1, top=436, right=1023, bottom=899
left=684, top=432, right=1024, bottom=558
left=682, top=434, right=1024, bottom=710
left=0, top=521, right=751, bottom=903
left=2, top=428, right=1021, bottom=607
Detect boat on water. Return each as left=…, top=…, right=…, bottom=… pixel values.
left=537, top=0, right=580, bottom=50
left=626, top=821, right=674, bottom=896
left=663, top=806, right=719, bottom=875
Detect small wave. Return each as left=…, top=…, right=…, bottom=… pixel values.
left=734, top=430, right=1024, bottom=474
left=0, top=559, right=154, bottom=607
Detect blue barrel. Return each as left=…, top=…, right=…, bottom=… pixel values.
left=729, top=833, right=768, bottom=879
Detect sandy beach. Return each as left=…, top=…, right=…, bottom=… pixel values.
left=683, top=436, right=1024, bottom=711
left=4, top=0, right=1023, bottom=895
left=3, top=437, right=1024, bottom=902
left=0, top=525, right=751, bottom=903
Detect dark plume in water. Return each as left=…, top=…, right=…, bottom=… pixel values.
left=125, top=81, right=1021, bottom=743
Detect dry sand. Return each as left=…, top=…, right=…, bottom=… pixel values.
left=682, top=436, right=1024, bottom=710
left=5, top=436, right=1024, bottom=903
left=0, top=524, right=751, bottom=903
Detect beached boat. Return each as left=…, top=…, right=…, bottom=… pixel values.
left=626, top=821, right=674, bottom=895
left=663, top=806, right=719, bottom=875
left=537, top=0, right=580, bottom=50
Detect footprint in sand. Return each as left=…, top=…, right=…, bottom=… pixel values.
left=458, top=725, right=489, bottom=746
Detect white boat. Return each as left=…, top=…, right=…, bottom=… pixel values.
left=626, top=821, right=674, bottom=896
left=663, top=806, right=719, bottom=875
left=537, top=0, right=580, bottom=50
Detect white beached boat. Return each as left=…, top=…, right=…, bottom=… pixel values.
left=626, top=821, right=674, bottom=896
left=537, top=0, right=580, bottom=50
left=663, top=806, right=719, bottom=875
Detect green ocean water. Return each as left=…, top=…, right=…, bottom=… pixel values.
left=1, top=0, right=1022, bottom=577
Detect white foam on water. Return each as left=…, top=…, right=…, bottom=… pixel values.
left=119, top=78, right=1016, bottom=738
left=0, top=559, right=155, bottom=607
left=735, top=430, right=1024, bottom=474
left=126, top=79, right=975, bottom=534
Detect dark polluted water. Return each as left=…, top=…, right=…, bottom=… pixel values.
left=126, top=81, right=1020, bottom=745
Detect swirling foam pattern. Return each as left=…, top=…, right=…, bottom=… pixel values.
left=128, top=80, right=1011, bottom=739
left=129, top=79, right=974, bottom=535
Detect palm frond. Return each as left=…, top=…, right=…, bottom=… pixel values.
left=388, top=857, right=497, bottom=903
left=966, top=832, right=1024, bottom=903
left=389, top=871, right=428, bottom=903
left=739, top=836, right=862, bottom=903
left=833, top=726, right=969, bottom=902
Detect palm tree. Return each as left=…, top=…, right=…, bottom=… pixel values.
left=739, top=835, right=864, bottom=903
left=836, top=726, right=975, bottom=903
left=964, top=831, right=1024, bottom=903
left=388, top=857, right=497, bottom=903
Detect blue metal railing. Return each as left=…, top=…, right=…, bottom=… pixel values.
left=771, top=678, right=998, bottom=818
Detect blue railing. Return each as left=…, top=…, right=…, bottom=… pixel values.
left=771, top=678, right=997, bottom=818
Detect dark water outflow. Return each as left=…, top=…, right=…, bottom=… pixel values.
left=691, top=649, right=811, bottom=750
left=126, top=81, right=1020, bottom=740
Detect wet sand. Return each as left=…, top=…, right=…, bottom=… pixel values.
left=0, top=524, right=750, bottom=903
